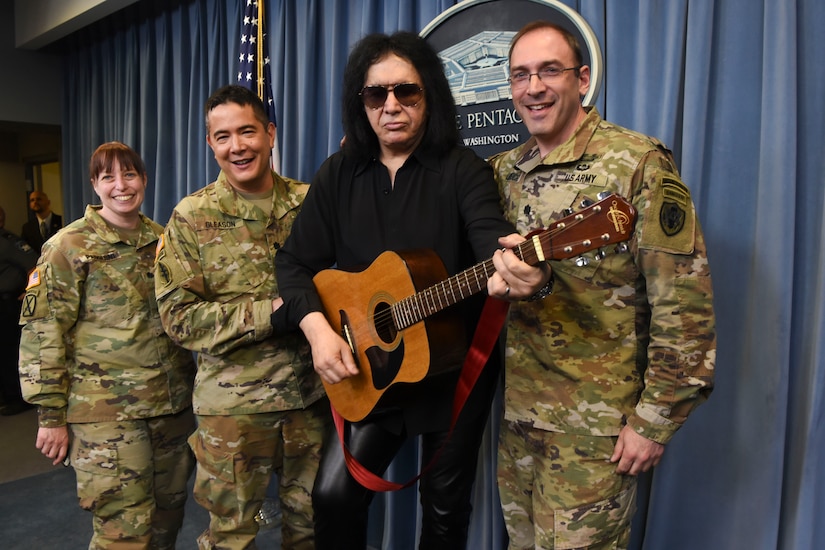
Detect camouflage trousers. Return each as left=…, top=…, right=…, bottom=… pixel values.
left=190, top=399, right=331, bottom=550
left=70, top=408, right=196, bottom=550
left=498, top=421, right=637, bottom=550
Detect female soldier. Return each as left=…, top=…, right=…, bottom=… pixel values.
left=19, top=141, right=196, bottom=549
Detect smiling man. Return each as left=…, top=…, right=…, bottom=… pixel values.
left=154, top=85, right=330, bottom=550
left=489, top=21, right=716, bottom=549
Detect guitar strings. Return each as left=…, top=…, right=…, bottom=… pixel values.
left=364, top=209, right=600, bottom=332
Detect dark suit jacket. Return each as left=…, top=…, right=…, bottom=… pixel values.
left=21, top=214, right=63, bottom=253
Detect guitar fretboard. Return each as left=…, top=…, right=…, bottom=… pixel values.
left=389, top=195, right=633, bottom=330
left=391, top=234, right=552, bottom=329
left=391, top=259, right=493, bottom=329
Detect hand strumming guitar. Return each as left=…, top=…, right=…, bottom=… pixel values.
left=299, top=311, right=359, bottom=384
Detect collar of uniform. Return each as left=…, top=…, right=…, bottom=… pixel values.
left=516, top=106, right=603, bottom=173
left=84, top=204, right=155, bottom=246
left=215, top=170, right=270, bottom=221
left=271, top=172, right=307, bottom=220
left=215, top=169, right=303, bottom=222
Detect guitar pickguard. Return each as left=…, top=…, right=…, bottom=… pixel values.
left=366, top=340, right=405, bottom=390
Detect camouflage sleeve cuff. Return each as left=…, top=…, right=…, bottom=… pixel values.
left=254, top=300, right=275, bottom=340
left=626, top=403, right=681, bottom=445
left=37, top=406, right=68, bottom=428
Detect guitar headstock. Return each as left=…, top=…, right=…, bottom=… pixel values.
left=521, top=194, right=636, bottom=264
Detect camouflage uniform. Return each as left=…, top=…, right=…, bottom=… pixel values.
left=154, top=171, right=329, bottom=550
left=18, top=204, right=196, bottom=550
left=490, top=108, right=716, bottom=549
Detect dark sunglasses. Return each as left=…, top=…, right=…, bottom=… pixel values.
left=359, top=83, right=424, bottom=110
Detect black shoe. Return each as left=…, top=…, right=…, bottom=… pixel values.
left=0, top=401, right=35, bottom=416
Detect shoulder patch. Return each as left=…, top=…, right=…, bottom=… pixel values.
left=639, top=175, right=696, bottom=254
left=21, top=266, right=50, bottom=320
left=156, top=260, right=172, bottom=287
left=155, top=233, right=165, bottom=259
left=25, top=268, right=41, bottom=290
left=659, top=178, right=688, bottom=236
left=21, top=294, right=37, bottom=317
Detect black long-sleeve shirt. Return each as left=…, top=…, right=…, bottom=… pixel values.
left=275, top=145, right=515, bottom=433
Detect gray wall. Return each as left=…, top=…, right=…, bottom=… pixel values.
left=0, top=0, right=139, bottom=233
left=0, top=1, right=62, bottom=234
left=0, top=1, right=62, bottom=126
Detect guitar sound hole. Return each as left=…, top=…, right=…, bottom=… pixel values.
left=373, top=301, right=397, bottom=344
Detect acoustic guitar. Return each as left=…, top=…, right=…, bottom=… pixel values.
left=313, top=194, right=636, bottom=421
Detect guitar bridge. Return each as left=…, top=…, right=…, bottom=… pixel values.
left=339, top=310, right=359, bottom=367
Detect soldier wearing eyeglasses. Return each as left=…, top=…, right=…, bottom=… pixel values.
left=274, top=31, right=548, bottom=549
left=490, top=21, right=716, bottom=549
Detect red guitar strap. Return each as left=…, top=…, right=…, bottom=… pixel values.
left=331, top=296, right=511, bottom=492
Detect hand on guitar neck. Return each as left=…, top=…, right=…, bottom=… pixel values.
left=488, top=233, right=554, bottom=300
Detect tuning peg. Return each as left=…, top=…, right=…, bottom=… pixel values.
left=597, top=191, right=613, bottom=200
left=575, top=256, right=589, bottom=267
left=615, top=242, right=629, bottom=253
left=594, top=248, right=606, bottom=260
left=579, top=198, right=593, bottom=208
left=563, top=207, right=574, bottom=216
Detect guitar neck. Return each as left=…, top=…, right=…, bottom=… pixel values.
left=391, top=241, right=539, bottom=330
left=391, top=194, right=635, bottom=330
left=391, top=258, right=487, bottom=330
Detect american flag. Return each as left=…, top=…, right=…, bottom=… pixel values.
left=238, top=0, right=281, bottom=173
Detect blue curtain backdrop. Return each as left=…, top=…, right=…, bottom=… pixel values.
left=58, top=1, right=825, bottom=549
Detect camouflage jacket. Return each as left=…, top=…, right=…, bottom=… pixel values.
left=18, top=205, right=195, bottom=427
left=489, top=108, right=716, bottom=444
left=154, top=171, right=324, bottom=415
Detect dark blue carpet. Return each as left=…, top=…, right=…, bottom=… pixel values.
left=0, top=466, right=280, bottom=549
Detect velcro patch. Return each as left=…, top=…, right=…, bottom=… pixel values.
left=21, top=294, right=37, bottom=317
left=25, top=268, right=41, bottom=290
left=155, top=233, right=165, bottom=258
left=639, top=175, right=696, bottom=254
left=152, top=238, right=196, bottom=299
left=156, top=260, right=172, bottom=287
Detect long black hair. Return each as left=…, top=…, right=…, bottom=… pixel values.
left=341, top=31, right=459, bottom=161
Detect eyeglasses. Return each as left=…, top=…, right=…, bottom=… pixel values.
left=359, top=83, right=424, bottom=110
left=508, top=66, right=581, bottom=89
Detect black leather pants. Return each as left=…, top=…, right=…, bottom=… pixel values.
left=312, top=357, right=500, bottom=550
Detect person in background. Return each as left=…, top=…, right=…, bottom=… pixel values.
left=18, top=141, right=196, bottom=549
left=272, top=31, right=548, bottom=549
left=21, top=190, right=62, bottom=252
left=0, top=205, right=37, bottom=416
left=154, top=84, right=330, bottom=550
left=489, top=20, right=717, bottom=549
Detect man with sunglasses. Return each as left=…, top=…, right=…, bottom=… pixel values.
left=489, top=21, right=716, bottom=548
left=273, top=32, right=549, bottom=548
